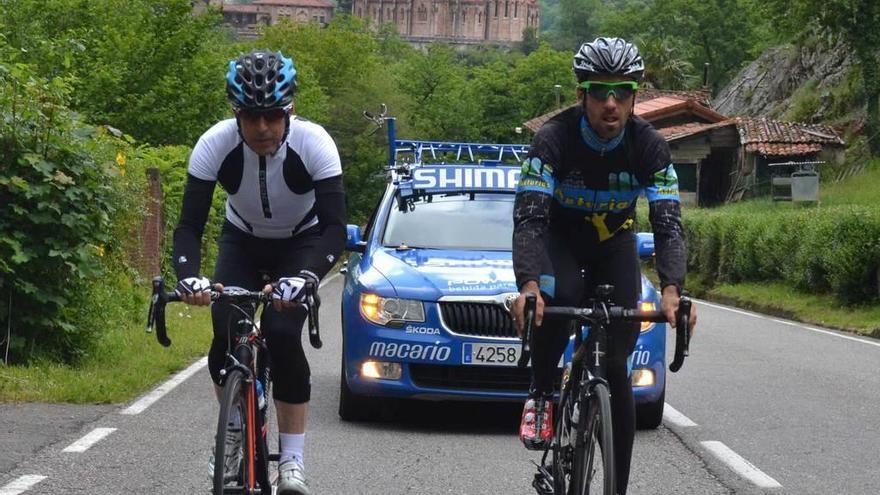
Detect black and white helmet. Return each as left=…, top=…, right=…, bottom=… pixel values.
left=573, top=37, right=644, bottom=82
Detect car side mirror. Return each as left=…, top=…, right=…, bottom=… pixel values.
left=637, top=232, right=655, bottom=260
left=346, top=224, right=367, bottom=253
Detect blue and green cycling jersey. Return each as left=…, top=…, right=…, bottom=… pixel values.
left=513, top=108, right=686, bottom=295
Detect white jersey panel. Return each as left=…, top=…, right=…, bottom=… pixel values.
left=188, top=119, right=240, bottom=182
left=187, top=117, right=341, bottom=239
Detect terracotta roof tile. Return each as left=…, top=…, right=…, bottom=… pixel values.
left=523, top=89, right=713, bottom=133
left=656, top=120, right=736, bottom=141
left=736, top=117, right=844, bottom=145
left=745, top=142, right=823, bottom=156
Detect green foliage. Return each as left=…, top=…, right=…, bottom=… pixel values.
left=637, top=36, right=697, bottom=90
left=684, top=205, right=880, bottom=305
left=128, top=145, right=227, bottom=280
left=761, top=0, right=880, bottom=155
left=596, top=0, right=769, bottom=90
left=0, top=46, right=145, bottom=363
left=0, top=0, right=235, bottom=146
left=783, top=79, right=821, bottom=122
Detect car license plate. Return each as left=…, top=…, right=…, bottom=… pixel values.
left=462, top=343, right=520, bottom=366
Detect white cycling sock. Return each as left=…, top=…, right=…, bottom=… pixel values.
left=279, top=433, right=305, bottom=467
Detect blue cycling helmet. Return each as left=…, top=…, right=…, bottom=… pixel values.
left=226, top=50, right=297, bottom=109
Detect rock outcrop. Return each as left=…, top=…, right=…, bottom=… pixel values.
left=712, top=36, right=853, bottom=119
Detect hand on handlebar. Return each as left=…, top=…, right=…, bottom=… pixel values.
left=175, top=276, right=220, bottom=306
left=661, top=286, right=697, bottom=336
left=267, top=271, right=319, bottom=312
left=512, top=281, right=545, bottom=337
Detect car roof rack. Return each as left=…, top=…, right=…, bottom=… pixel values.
left=362, top=109, right=528, bottom=209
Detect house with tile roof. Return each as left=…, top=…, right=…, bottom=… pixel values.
left=522, top=91, right=845, bottom=206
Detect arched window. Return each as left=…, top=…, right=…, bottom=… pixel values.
left=494, top=0, right=499, bottom=17
left=514, top=1, right=518, bottom=18
left=418, top=4, right=427, bottom=21
left=504, top=1, right=509, bottom=17
left=478, top=11, right=482, bottom=24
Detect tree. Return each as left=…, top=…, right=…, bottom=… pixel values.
left=545, top=0, right=601, bottom=51
left=637, top=36, right=697, bottom=90
left=763, top=0, right=880, bottom=155
left=0, top=0, right=234, bottom=146
left=598, top=0, right=767, bottom=91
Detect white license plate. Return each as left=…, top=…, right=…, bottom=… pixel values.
left=462, top=343, right=520, bottom=366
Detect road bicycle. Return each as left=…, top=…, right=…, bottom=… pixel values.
left=519, top=285, right=692, bottom=495
left=146, top=276, right=322, bottom=495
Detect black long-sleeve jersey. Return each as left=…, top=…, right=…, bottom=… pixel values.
left=172, top=117, right=346, bottom=280
left=513, top=107, right=686, bottom=297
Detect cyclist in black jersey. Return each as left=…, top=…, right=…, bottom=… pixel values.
left=510, top=37, right=698, bottom=495
left=172, top=49, right=345, bottom=495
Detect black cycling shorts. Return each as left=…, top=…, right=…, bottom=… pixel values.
left=530, top=229, right=641, bottom=494
left=209, top=221, right=320, bottom=404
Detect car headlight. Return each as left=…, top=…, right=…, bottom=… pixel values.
left=640, top=301, right=657, bottom=332
left=360, top=293, right=425, bottom=326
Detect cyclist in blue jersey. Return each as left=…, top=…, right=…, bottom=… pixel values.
left=172, top=49, right=346, bottom=495
left=510, top=37, right=698, bottom=495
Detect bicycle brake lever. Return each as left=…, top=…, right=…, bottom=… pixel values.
left=306, top=285, right=323, bottom=349
left=669, top=297, right=691, bottom=372
left=517, top=294, right=536, bottom=368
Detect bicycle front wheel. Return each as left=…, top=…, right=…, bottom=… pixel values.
left=571, top=382, right=615, bottom=495
left=213, top=369, right=254, bottom=495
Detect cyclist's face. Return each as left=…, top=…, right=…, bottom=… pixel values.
left=236, top=107, right=289, bottom=156
left=579, top=75, right=636, bottom=140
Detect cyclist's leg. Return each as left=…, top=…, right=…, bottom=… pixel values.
left=210, top=221, right=263, bottom=387
left=259, top=229, right=320, bottom=485
left=589, top=231, right=641, bottom=495
left=531, top=229, right=584, bottom=396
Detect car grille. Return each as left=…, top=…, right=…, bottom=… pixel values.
left=409, top=364, right=560, bottom=393
left=439, top=302, right=517, bottom=338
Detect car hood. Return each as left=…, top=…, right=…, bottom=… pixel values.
left=368, top=247, right=517, bottom=300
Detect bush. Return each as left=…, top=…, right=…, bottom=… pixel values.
left=684, top=205, right=880, bottom=304
left=130, top=145, right=227, bottom=280
left=0, top=50, right=145, bottom=363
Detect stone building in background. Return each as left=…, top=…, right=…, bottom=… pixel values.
left=195, top=0, right=335, bottom=38
left=351, top=0, right=540, bottom=44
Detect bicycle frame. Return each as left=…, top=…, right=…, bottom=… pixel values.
left=219, top=296, right=271, bottom=494
left=518, top=286, right=692, bottom=495
left=146, top=277, right=323, bottom=495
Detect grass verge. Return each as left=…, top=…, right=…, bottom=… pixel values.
left=687, top=272, right=880, bottom=338
left=0, top=303, right=213, bottom=403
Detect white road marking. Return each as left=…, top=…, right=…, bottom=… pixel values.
left=319, top=272, right=341, bottom=288
left=120, top=273, right=339, bottom=417
left=120, top=357, right=208, bottom=415
left=698, top=300, right=880, bottom=348
left=0, top=475, right=47, bottom=495
left=701, top=441, right=783, bottom=489
left=662, top=403, right=698, bottom=427
left=62, top=427, right=117, bottom=453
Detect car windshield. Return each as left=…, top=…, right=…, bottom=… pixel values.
left=382, top=193, right=513, bottom=251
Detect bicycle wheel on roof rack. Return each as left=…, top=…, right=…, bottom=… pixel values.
left=571, top=381, right=615, bottom=495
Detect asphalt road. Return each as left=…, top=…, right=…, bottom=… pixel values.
left=0, top=275, right=876, bottom=494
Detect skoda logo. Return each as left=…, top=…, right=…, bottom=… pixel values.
left=502, top=293, right=519, bottom=313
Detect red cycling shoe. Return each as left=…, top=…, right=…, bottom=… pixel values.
left=520, top=397, right=554, bottom=450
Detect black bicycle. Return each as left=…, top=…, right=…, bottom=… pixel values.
left=146, top=276, right=322, bottom=495
left=519, top=285, right=692, bottom=495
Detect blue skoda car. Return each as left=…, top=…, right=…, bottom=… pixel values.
left=340, top=140, right=667, bottom=428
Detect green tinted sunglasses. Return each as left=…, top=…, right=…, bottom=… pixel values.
left=578, top=80, right=639, bottom=101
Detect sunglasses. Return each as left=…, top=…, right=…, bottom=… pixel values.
left=578, top=81, right=639, bottom=101
left=236, top=107, right=289, bottom=122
